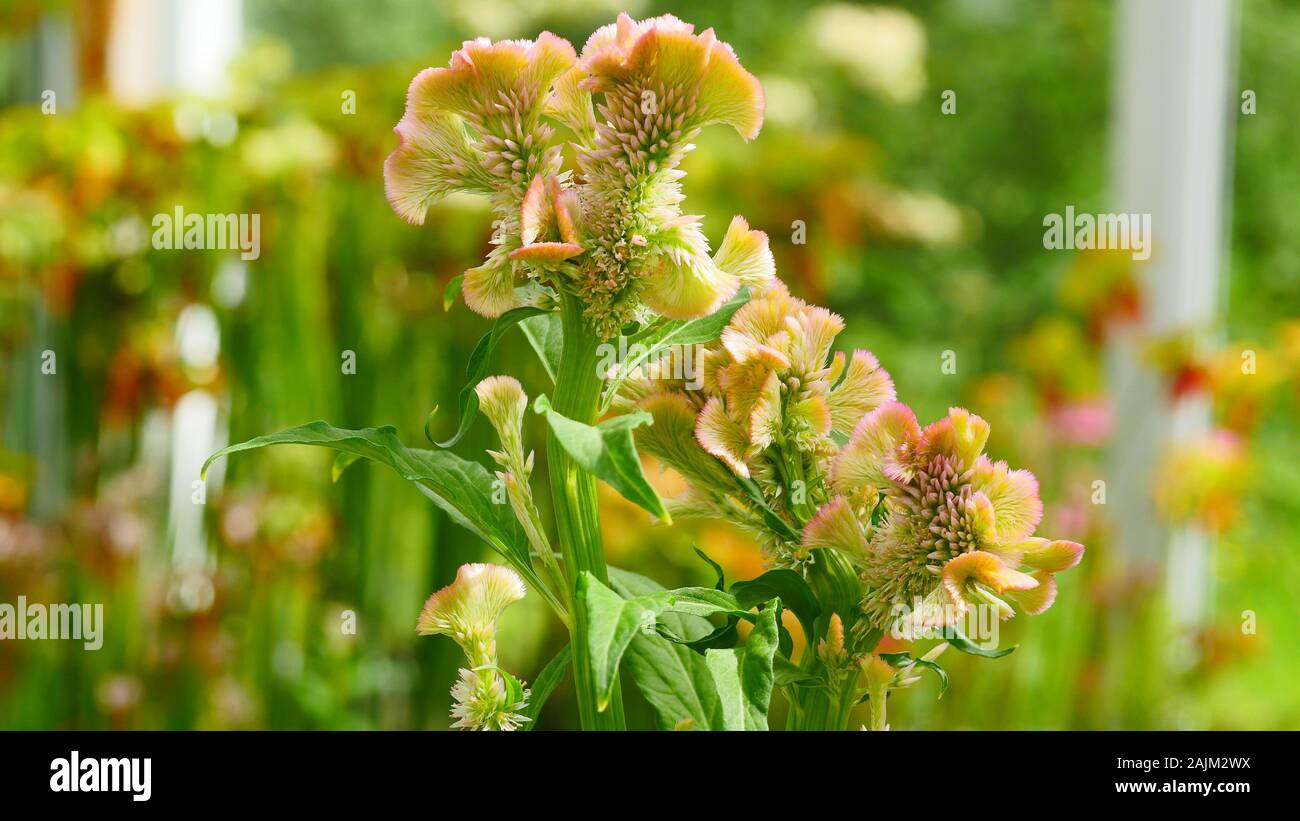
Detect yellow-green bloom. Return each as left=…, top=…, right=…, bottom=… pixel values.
left=417, top=563, right=530, bottom=731
left=417, top=562, right=527, bottom=653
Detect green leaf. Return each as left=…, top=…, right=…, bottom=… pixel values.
left=948, top=631, right=1018, bottom=659
left=880, top=651, right=949, bottom=695
left=520, top=645, right=571, bottom=729
left=331, top=451, right=362, bottom=482
left=609, top=568, right=722, bottom=730
left=731, top=569, right=820, bottom=640
left=806, top=547, right=863, bottom=636
left=705, top=602, right=780, bottom=730
left=772, top=653, right=823, bottom=689
left=577, top=571, right=749, bottom=712
left=202, top=422, right=544, bottom=593
left=519, top=311, right=563, bottom=383
left=693, top=546, right=727, bottom=590
left=735, top=476, right=801, bottom=541
left=434, top=305, right=549, bottom=448
left=599, top=287, right=749, bottom=410
left=442, top=274, right=463, bottom=312
left=533, top=396, right=670, bottom=523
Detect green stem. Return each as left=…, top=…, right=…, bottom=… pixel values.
left=867, top=689, right=888, bottom=732
left=548, top=292, right=625, bottom=730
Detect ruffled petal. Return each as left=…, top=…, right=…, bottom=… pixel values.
left=783, top=305, right=844, bottom=377
left=508, top=242, right=583, bottom=264
left=695, top=396, right=751, bottom=477
left=462, top=259, right=519, bottom=317
left=802, top=495, right=869, bottom=554
left=790, top=393, right=833, bottom=440
left=941, top=550, right=1038, bottom=610
left=1016, top=538, right=1084, bottom=573
left=518, top=173, right=549, bottom=245
left=546, top=65, right=597, bottom=139
left=579, top=13, right=763, bottom=141
left=422, top=35, right=575, bottom=125
left=633, top=392, right=737, bottom=493
left=747, top=370, right=783, bottom=450
left=830, top=401, right=921, bottom=493
left=828, top=350, right=897, bottom=435
left=418, top=562, right=526, bottom=637
left=712, top=215, right=775, bottom=285
left=384, top=105, right=491, bottom=225
left=641, top=249, right=740, bottom=320
left=970, top=458, right=1044, bottom=545
left=1008, top=570, right=1058, bottom=615
left=920, top=407, right=990, bottom=471
left=720, top=287, right=799, bottom=366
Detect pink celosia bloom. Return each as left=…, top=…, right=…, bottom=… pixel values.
left=829, top=404, right=1083, bottom=629
left=417, top=563, right=529, bottom=731
left=620, top=281, right=896, bottom=565
left=417, top=562, right=527, bottom=646
left=384, top=14, right=769, bottom=334
left=1050, top=400, right=1113, bottom=446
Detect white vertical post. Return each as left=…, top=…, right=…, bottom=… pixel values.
left=1109, top=0, right=1236, bottom=648
left=107, top=0, right=243, bottom=104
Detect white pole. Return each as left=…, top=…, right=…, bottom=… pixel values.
left=1109, top=0, right=1236, bottom=654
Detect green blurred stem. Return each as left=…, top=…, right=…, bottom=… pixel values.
left=547, top=291, right=625, bottom=730
left=867, top=689, right=888, bottom=732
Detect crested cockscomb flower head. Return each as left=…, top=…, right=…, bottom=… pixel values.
left=384, top=34, right=576, bottom=224
left=417, top=562, right=527, bottom=646
left=384, top=33, right=578, bottom=318
left=384, top=16, right=769, bottom=334
left=622, top=280, right=896, bottom=567
left=417, top=563, right=530, bottom=732
left=826, top=404, right=1083, bottom=630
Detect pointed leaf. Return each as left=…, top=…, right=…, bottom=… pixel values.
left=705, top=602, right=779, bottom=730
left=435, top=306, right=549, bottom=448
left=202, top=422, right=545, bottom=594
left=600, top=287, right=749, bottom=410
left=948, top=630, right=1018, bottom=659
left=520, top=644, right=571, bottom=729
left=534, top=396, right=670, bottom=522
left=577, top=571, right=748, bottom=712
left=519, top=311, right=564, bottom=382
left=731, top=568, right=820, bottom=640
left=609, top=568, right=723, bottom=730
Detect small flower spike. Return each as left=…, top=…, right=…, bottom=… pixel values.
left=417, top=563, right=530, bottom=731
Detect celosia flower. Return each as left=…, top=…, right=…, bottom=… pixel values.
left=418, top=562, right=526, bottom=655
left=1154, top=428, right=1245, bottom=533
left=622, top=280, right=895, bottom=565
left=417, top=562, right=530, bottom=731
left=384, top=14, right=769, bottom=335
left=830, top=404, right=1083, bottom=630
left=476, top=374, right=528, bottom=462
left=473, top=376, right=566, bottom=603
left=449, top=667, right=530, bottom=732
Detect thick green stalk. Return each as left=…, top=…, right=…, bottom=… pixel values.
left=548, top=292, right=625, bottom=729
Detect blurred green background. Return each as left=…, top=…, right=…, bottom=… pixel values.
left=1, top=0, right=1296, bottom=730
